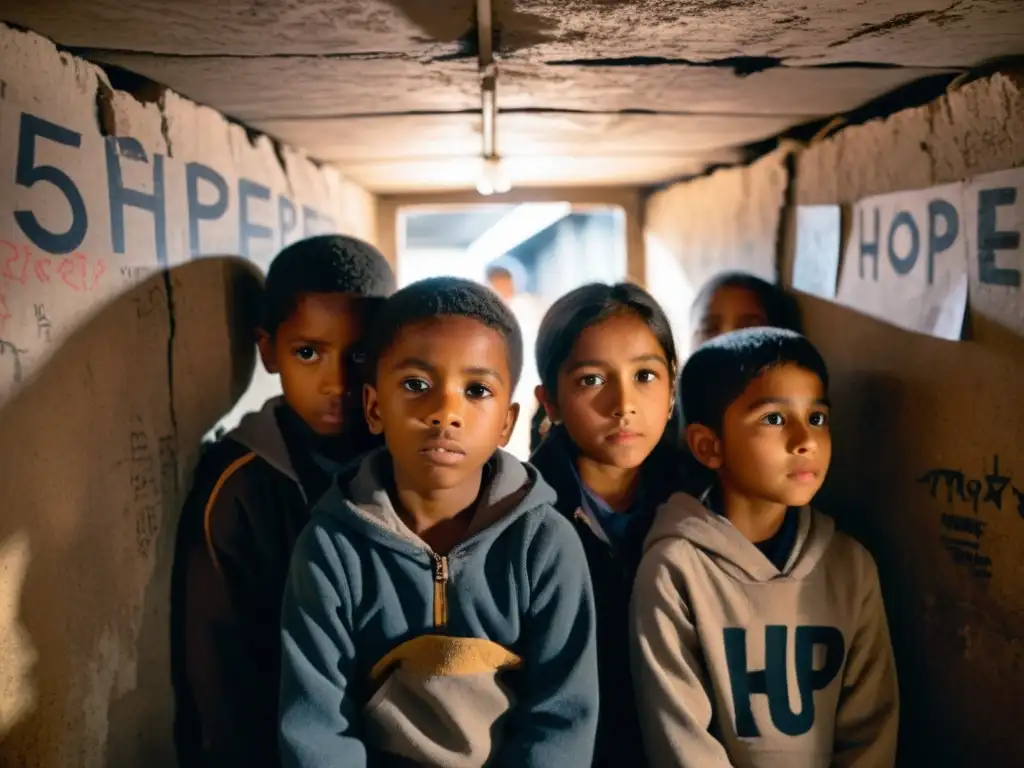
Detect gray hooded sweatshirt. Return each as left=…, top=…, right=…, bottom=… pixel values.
left=279, top=448, right=600, bottom=768
left=630, top=492, right=899, bottom=768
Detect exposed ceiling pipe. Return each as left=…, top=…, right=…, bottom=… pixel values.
left=475, top=0, right=509, bottom=194
left=476, top=0, right=496, bottom=159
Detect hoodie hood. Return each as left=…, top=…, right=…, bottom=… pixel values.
left=644, top=490, right=834, bottom=583
left=315, top=447, right=556, bottom=555
left=226, top=396, right=300, bottom=486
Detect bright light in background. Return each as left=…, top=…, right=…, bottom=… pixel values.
left=645, top=231, right=698, bottom=357
left=475, top=157, right=511, bottom=196
left=398, top=203, right=576, bottom=288
left=398, top=203, right=627, bottom=304
left=465, top=203, right=572, bottom=263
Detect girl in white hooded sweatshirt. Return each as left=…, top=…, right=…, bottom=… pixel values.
left=630, top=328, right=898, bottom=768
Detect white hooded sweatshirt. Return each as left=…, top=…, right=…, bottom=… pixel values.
left=630, top=492, right=899, bottom=768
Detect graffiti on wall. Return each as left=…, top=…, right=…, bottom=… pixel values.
left=12, top=112, right=338, bottom=263
left=917, top=454, right=1022, bottom=581
left=127, top=417, right=178, bottom=559
left=0, top=102, right=348, bottom=396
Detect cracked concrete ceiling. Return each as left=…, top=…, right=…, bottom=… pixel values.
left=4, top=0, right=1023, bottom=192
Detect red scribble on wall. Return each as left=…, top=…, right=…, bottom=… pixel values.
left=0, top=241, right=106, bottom=292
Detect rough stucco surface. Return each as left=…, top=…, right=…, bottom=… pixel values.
left=501, top=0, right=1024, bottom=67
left=89, top=55, right=483, bottom=120
left=1, top=0, right=475, bottom=56
left=496, top=63, right=956, bottom=115
left=646, top=71, right=1024, bottom=766
left=0, top=23, right=379, bottom=766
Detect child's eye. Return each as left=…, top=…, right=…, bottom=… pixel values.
left=635, top=369, right=658, bottom=383
left=761, top=412, right=784, bottom=426
left=579, top=374, right=604, bottom=387
left=465, top=383, right=493, bottom=399
left=809, top=411, right=829, bottom=427
left=401, top=378, right=429, bottom=393
left=294, top=346, right=319, bottom=363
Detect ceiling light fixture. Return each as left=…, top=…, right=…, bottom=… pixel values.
left=474, top=0, right=510, bottom=196
left=476, top=156, right=511, bottom=196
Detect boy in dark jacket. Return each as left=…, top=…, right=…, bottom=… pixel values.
left=170, top=234, right=396, bottom=767
left=278, top=277, right=599, bottom=768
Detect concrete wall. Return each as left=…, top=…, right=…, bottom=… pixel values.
left=645, top=72, right=1024, bottom=767
left=0, top=24, right=378, bottom=766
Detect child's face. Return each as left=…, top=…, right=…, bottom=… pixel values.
left=539, top=313, right=674, bottom=471
left=258, top=292, right=367, bottom=436
left=364, top=316, right=518, bottom=496
left=693, top=286, right=768, bottom=347
left=689, top=364, right=831, bottom=509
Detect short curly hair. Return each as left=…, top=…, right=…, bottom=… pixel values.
left=366, top=277, right=523, bottom=389
left=261, top=234, right=396, bottom=335
left=680, top=327, right=829, bottom=434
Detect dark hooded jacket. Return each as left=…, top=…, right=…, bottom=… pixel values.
left=530, top=425, right=691, bottom=768
left=170, top=396, right=374, bottom=768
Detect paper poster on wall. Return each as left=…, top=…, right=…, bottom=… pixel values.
left=836, top=182, right=969, bottom=340
left=963, top=166, right=1023, bottom=292
left=792, top=205, right=842, bottom=299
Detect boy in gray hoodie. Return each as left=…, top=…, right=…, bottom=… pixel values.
left=631, top=328, right=898, bottom=768
left=279, top=277, right=599, bottom=768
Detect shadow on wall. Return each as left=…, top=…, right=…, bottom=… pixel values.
left=803, top=294, right=1024, bottom=768
left=0, top=256, right=262, bottom=767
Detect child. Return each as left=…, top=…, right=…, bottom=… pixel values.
left=171, top=235, right=396, bottom=767
left=278, top=277, right=599, bottom=768
left=485, top=256, right=544, bottom=461
left=690, top=271, right=803, bottom=348
left=631, top=328, right=899, bottom=768
left=530, top=282, right=683, bottom=768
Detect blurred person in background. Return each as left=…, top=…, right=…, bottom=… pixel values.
left=486, top=256, right=545, bottom=460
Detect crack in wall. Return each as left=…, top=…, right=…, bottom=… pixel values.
left=95, top=79, right=116, bottom=137
left=158, top=93, right=173, bottom=158
left=774, top=148, right=798, bottom=285
left=161, top=271, right=179, bottom=446
left=827, top=0, right=970, bottom=48
left=827, top=11, right=934, bottom=47
left=544, top=55, right=785, bottom=75
left=541, top=56, right=957, bottom=73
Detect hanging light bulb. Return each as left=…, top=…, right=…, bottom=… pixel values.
left=475, top=170, right=495, bottom=196
left=476, top=156, right=511, bottom=196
